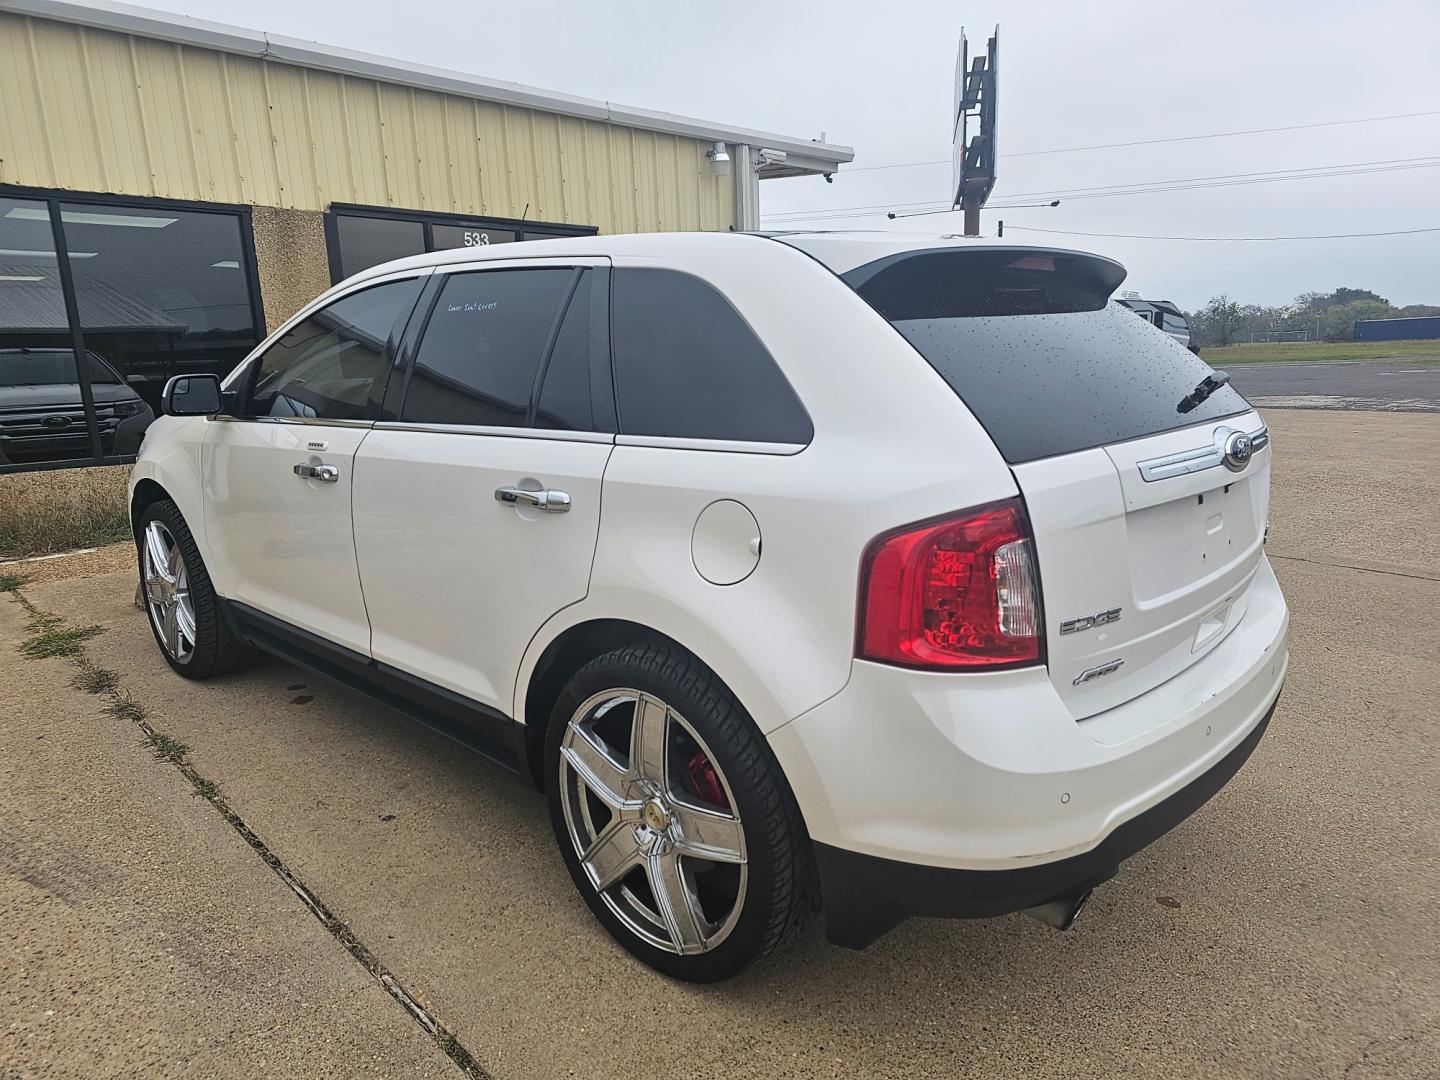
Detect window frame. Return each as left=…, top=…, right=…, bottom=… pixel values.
left=0, top=183, right=265, bottom=474
left=323, top=202, right=599, bottom=286
left=232, top=269, right=430, bottom=425
left=379, top=256, right=616, bottom=441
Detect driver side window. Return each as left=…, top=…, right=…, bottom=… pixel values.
left=248, top=277, right=424, bottom=420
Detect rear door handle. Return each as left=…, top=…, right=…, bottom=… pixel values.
left=494, top=486, right=571, bottom=513
left=294, top=463, right=340, bottom=483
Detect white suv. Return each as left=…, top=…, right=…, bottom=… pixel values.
left=130, top=232, right=1289, bottom=982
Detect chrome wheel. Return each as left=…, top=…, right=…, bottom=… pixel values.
left=559, top=689, right=748, bottom=956
left=142, top=520, right=196, bottom=663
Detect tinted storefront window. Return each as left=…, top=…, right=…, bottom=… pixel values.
left=326, top=207, right=593, bottom=283
left=0, top=190, right=263, bottom=472
left=60, top=202, right=259, bottom=418
left=430, top=223, right=516, bottom=250
left=0, top=196, right=90, bottom=466
left=333, top=215, right=425, bottom=281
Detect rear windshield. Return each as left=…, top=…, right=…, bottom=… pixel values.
left=842, top=250, right=1249, bottom=463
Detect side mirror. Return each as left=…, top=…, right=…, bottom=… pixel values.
left=163, top=374, right=223, bottom=416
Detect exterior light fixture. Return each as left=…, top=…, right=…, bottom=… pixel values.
left=708, top=142, right=731, bottom=176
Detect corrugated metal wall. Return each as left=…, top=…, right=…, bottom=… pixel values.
left=1355, top=316, right=1440, bottom=342
left=0, top=11, right=737, bottom=232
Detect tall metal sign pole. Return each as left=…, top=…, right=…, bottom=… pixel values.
left=953, top=26, right=999, bottom=236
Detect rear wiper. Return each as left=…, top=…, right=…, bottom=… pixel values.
left=1177, top=370, right=1230, bottom=414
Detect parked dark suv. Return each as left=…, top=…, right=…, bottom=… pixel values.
left=0, top=347, right=154, bottom=465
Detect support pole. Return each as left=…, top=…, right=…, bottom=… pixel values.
left=962, top=189, right=982, bottom=237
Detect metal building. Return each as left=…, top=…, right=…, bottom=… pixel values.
left=0, top=0, right=852, bottom=472
left=1354, top=315, right=1440, bottom=342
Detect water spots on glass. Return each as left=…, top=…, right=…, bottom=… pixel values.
left=892, top=304, right=1248, bottom=463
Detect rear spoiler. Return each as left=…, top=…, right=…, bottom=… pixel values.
left=842, top=248, right=1128, bottom=320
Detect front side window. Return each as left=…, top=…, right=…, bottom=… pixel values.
left=249, top=278, right=423, bottom=420
left=1162, top=311, right=1190, bottom=334
left=401, top=268, right=576, bottom=428
left=610, top=269, right=812, bottom=444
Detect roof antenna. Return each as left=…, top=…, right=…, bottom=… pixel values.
left=520, top=202, right=530, bottom=228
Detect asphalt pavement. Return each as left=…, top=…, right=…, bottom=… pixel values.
left=1228, top=358, right=1440, bottom=412
left=2, top=409, right=1437, bottom=1079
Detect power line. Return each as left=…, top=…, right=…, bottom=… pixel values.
left=840, top=108, right=1440, bottom=172
left=1004, top=224, right=1440, bottom=242
left=764, top=157, right=1440, bottom=219
left=761, top=157, right=1440, bottom=224
left=983, top=155, right=1440, bottom=201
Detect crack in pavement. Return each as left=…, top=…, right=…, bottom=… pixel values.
left=1267, top=551, right=1440, bottom=583
left=4, top=583, right=495, bottom=1080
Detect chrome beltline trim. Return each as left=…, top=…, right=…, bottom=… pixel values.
left=614, top=434, right=807, bottom=456
left=209, top=415, right=376, bottom=429
left=371, top=421, right=616, bottom=444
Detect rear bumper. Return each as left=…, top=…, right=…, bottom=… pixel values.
left=768, top=554, right=1289, bottom=947
left=814, top=696, right=1276, bottom=948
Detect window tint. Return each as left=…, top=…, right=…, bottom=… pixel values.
left=333, top=215, right=425, bottom=280
left=610, top=269, right=812, bottom=444
left=534, top=274, right=599, bottom=431
left=402, top=269, right=574, bottom=427
left=249, top=278, right=422, bottom=420
left=844, top=250, right=1247, bottom=464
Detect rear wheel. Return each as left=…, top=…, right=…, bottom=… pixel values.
left=545, top=641, right=816, bottom=982
left=138, top=499, right=254, bottom=679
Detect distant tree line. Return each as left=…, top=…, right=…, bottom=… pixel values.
left=1187, top=288, right=1440, bottom=346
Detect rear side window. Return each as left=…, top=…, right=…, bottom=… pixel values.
left=844, top=250, right=1249, bottom=463
left=611, top=269, right=812, bottom=444
left=402, top=268, right=575, bottom=427
left=249, top=277, right=422, bottom=420
left=534, top=272, right=600, bottom=431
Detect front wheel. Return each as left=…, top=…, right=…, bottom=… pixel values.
left=545, top=641, right=816, bottom=982
left=138, top=499, right=254, bottom=679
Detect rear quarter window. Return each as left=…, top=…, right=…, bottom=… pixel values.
left=843, top=250, right=1249, bottom=463
left=610, top=268, right=812, bottom=445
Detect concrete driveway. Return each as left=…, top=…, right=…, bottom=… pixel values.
left=3, top=409, right=1437, bottom=1078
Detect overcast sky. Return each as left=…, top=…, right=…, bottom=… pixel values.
left=165, top=0, right=1440, bottom=311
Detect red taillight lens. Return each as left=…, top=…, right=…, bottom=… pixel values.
left=857, top=499, right=1042, bottom=670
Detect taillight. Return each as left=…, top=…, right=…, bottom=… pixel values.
left=857, top=498, right=1042, bottom=670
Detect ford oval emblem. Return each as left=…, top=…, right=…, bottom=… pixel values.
left=42, top=415, right=71, bottom=430
left=1222, top=430, right=1253, bottom=471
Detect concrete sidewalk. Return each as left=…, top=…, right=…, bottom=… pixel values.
left=3, top=409, right=1438, bottom=1078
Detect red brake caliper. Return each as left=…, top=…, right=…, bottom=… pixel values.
left=686, top=751, right=729, bottom=810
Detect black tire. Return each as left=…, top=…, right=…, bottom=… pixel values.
left=545, top=639, right=817, bottom=982
left=137, top=499, right=255, bottom=679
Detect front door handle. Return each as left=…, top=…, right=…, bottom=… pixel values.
left=294, top=463, right=340, bottom=483
left=495, top=486, right=571, bottom=513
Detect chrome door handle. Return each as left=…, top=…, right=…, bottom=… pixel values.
left=294, top=463, right=340, bottom=483
left=494, top=486, right=571, bottom=513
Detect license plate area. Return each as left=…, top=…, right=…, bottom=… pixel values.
left=1193, top=596, right=1233, bottom=652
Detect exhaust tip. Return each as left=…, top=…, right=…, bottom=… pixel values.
left=1021, top=887, right=1093, bottom=931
